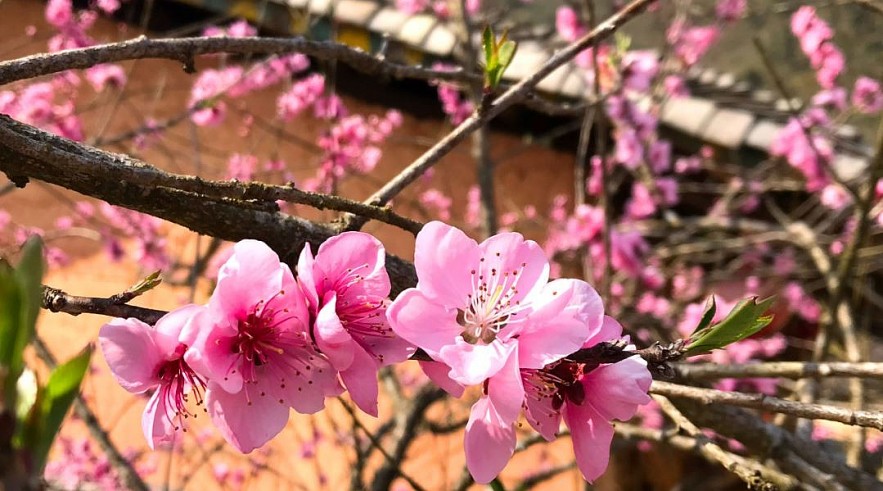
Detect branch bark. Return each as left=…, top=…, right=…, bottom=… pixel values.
left=0, top=115, right=418, bottom=295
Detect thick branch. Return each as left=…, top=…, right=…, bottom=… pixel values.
left=0, top=115, right=418, bottom=295
left=0, top=36, right=475, bottom=87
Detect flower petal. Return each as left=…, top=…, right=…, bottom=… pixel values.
left=563, top=402, right=614, bottom=483
left=296, top=243, right=320, bottom=310
left=581, top=357, right=651, bottom=421
left=439, top=338, right=514, bottom=386
left=153, top=304, right=202, bottom=355
left=418, top=360, right=465, bottom=398
left=314, top=231, right=390, bottom=298
left=314, top=292, right=355, bottom=370
left=357, top=327, right=414, bottom=367
left=487, top=345, right=523, bottom=425
left=340, top=345, right=380, bottom=416
left=205, top=382, right=290, bottom=453
left=213, top=240, right=284, bottom=319
left=584, top=315, right=624, bottom=349
left=522, top=371, right=561, bottom=441
left=477, top=231, right=549, bottom=304
left=464, top=396, right=516, bottom=484
left=183, top=309, right=242, bottom=394
left=387, top=288, right=461, bottom=358
left=276, top=351, right=340, bottom=414
left=518, top=280, right=592, bottom=368
left=414, top=221, right=479, bottom=307
left=141, top=390, right=175, bottom=450
left=99, top=317, right=162, bottom=393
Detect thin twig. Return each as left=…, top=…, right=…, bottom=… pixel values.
left=342, top=0, right=657, bottom=230
left=651, top=381, right=883, bottom=431
left=42, top=285, right=167, bottom=325
left=614, top=424, right=800, bottom=490
left=673, top=361, right=883, bottom=380
left=654, top=395, right=789, bottom=490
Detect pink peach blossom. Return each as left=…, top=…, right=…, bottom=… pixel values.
left=297, top=232, right=413, bottom=416
left=522, top=317, right=651, bottom=482
left=388, top=222, right=604, bottom=482
left=99, top=305, right=205, bottom=449
left=184, top=240, right=340, bottom=452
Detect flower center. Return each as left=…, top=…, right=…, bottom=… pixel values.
left=155, top=343, right=206, bottom=431
left=225, top=291, right=324, bottom=407
left=459, top=257, right=530, bottom=345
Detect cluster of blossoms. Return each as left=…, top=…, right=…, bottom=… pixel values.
left=99, top=222, right=651, bottom=483
left=790, top=6, right=844, bottom=90
left=772, top=6, right=882, bottom=223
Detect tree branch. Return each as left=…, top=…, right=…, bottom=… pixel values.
left=0, top=36, right=476, bottom=88
left=0, top=115, right=419, bottom=295
left=41, top=285, right=167, bottom=325
left=343, top=0, right=657, bottom=230
left=653, top=395, right=791, bottom=491
left=673, top=361, right=883, bottom=380
left=652, top=381, right=883, bottom=431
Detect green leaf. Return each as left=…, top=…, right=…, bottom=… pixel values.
left=480, top=25, right=518, bottom=91
left=497, top=39, right=517, bottom=72
left=31, top=345, right=93, bottom=472
left=0, top=238, right=44, bottom=407
left=689, top=296, right=717, bottom=338
left=482, top=25, right=496, bottom=68
left=127, top=270, right=162, bottom=296
left=0, top=264, right=23, bottom=391
left=9, top=238, right=44, bottom=381
left=685, top=297, right=775, bottom=357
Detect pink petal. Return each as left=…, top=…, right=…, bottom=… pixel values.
left=153, top=304, right=202, bottom=354
left=205, top=383, right=290, bottom=453
left=314, top=231, right=390, bottom=297
left=386, top=288, right=461, bottom=358
left=414, top=221, right=479, bottom=307
left=523, top=374, right=561, bottom=441
left=357, top=328, right=414, bottom=367
left=340, top=345, right=380, bottom=416
left=276, top=353, right=340, bottom=414
left=583, top=315, right=625, bottom=348
left=487, top=346, right=523, bottom=424
left=141, top=390, right=174, bottom=450
left=296, top=243, right=320, bottom=310
left=438, top=338, right=514, bottom=386
left=314, top=292, right=355, bottom=370
left=518, top=280, right=593, bottom=368
left=418, top=360, right=465, bottom=397
left=464, top=397, right=516, bottom=484
left=563, top=402, right=614, bottom=483
left=184, top=310, right=242, bottom=394
left=213, top=240, right=284, bottom=319
left=581, top=357, right=651, bottom=421
left=477, top=231, right=549, bottom=304
left=99, top=318, right=162, bottom=393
